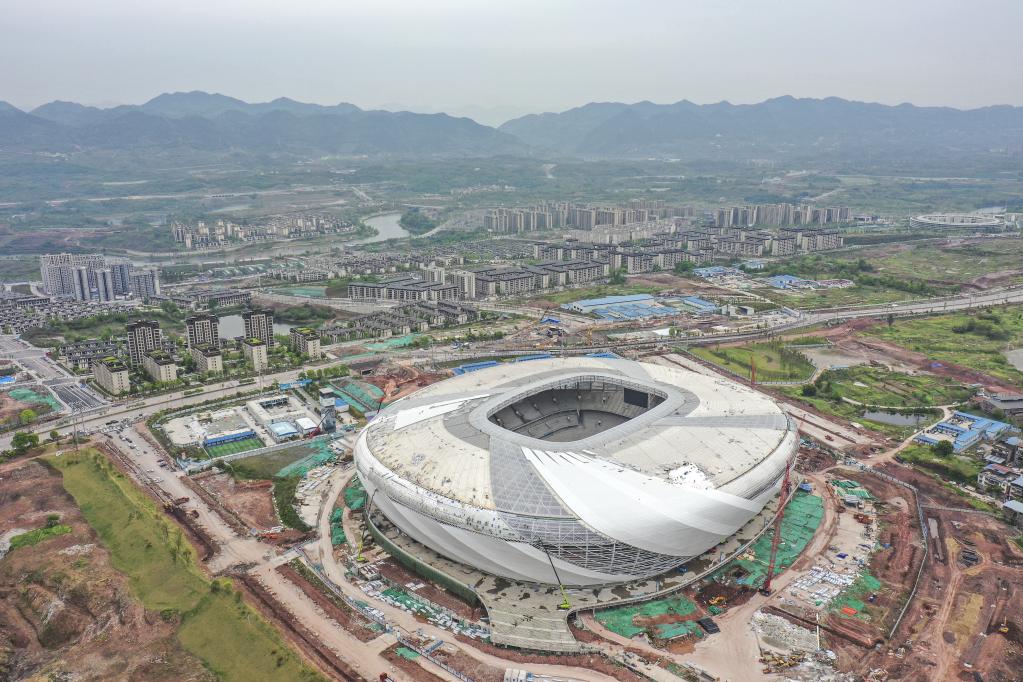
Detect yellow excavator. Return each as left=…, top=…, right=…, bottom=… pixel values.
left=999, top=616, right=1009, bottom=634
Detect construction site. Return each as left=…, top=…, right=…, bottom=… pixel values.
left=16, top=311, right=1022, bottom=682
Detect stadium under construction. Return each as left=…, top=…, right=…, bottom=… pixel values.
left=351, top=356, right=801, bottom=650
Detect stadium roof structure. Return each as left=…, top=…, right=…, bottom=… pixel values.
left=355, top=357, right=797, bottom=586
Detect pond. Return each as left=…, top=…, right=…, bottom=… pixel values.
left=861, top=410, right=932, bottom=427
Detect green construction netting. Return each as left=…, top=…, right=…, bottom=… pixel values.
left=331, top=379, right=386, bottom=413
left=344, top=477, right=367, bottom=510
left=382, top=587, right=443, bottom=619
left=653, top=620, right=704, bottom=640
left=832, top=572, right=883, bottom=619
left=331, top=526, right=347, bottom=546
left=8, top=388, right=62, bottom=412
left=366, top=334, right=423, bottom=350
left=275, top=438, right=335, bottom=477
left=711, top=490, right=825, bottom=589
left=270, top=286, right=326, bottom=298
left=832, top=480, right=875, bottom=500
left=595, top=595, right=697, bottom=639
left=394, top=646, right=420, bottom=660
left=330, top=508, right=344, bottom=523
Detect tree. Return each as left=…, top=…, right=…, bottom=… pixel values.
left=801, top=384, right=818, bottom=397
left=49, top=429, right=60, bottom=443
left=19, top=409, right=37, bottom=426
left=11, top=431, right=39, bottom=454
left=932, top=440, right=954, bottom=457
left=886, top=313, right=895, bottom=328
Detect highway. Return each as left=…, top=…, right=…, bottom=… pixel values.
left=6, top=283, right=1023, bottom=452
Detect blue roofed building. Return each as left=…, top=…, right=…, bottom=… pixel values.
left=914, top=411, right=1017, bottom=453
left=562, top=294, right=655, bottom=314
left=766, top=274, right=807, bottom=289
left=678, top=296, right=718, bottom=315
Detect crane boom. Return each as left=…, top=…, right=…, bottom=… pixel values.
left=760, top=457, right=793, bottom=595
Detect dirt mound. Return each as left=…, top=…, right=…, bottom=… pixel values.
left=0, top=461, right=211, bottom=681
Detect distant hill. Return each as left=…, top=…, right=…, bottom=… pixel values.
left=499, top=96, right=1023, bottom=161
left=6, top=93, right=1023, bottom=164
left=2, top=91, right=521, bottom=157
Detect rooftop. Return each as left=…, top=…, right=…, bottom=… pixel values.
left=360, top=357, right=795, bottom=511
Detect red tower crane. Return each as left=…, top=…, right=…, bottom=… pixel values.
left=760, top=457, right=793, bottom=596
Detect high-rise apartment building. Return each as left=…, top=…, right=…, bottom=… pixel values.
left=128, top=269, right=161, bottom=301
left=125, top=320, right=163, bottom=365
left=93, top=357, right=131, bottom=395
left=40, top=253, right=107, bottom=298
left=242, top=309, right=275, bottom=347
left=110, top=261, right=133, bottom=295
left=40, top=253, right=158, bottom=301
left=289, top=327, right=322, bottom=359
left=185, top=314, right=220, bottom=349
left=96, top=269, right=115, bottom=302
left=73, top=267, right=90, bottom=301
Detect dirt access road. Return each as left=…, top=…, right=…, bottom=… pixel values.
left=104, top=426, right=448, bottom=681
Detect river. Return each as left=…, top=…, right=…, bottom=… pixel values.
left=354, top=212, right=411, bottom=244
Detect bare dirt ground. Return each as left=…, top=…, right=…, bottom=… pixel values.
left=275, top=562, right=381, bottom=642
left=194, top=470, right=278, bottom=531
left=362, top=363, right=447, bottom=403
left=454, top=634, right=648, bottom=682
left=380, top=643, right=449, bottom=682
left=818, top=318, right=1022, bottom=393
left=0, top=460, right=212, bottom=681
left=825, top=464, right=1023, bottom=682
left=430, top=642, right=506, bottom=682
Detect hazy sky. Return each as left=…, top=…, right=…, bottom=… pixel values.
left=4, top=0, right=1022, bottom=125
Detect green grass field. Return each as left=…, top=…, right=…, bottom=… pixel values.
left=48, top=450, right=322, bottom=681
left=226, top=444, right=318, bottom=480
left=691, top=341, right=815, bottom=383
left=204, top=435, right=265, bottom=458
left=776, top=387, right=923, bottom=440
left=871, top=239, right=1023, bottom=286
left=765, top=284, right=917, bottom=310
left=813, top=366, right=974, bottom=407
left=897, top=444, right=985, bottom=485
left=870, top=307, right=1023, bottom=386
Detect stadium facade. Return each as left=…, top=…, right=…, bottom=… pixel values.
left=909, top=213, right=1003, bottom=229
left=354, top=357, right=797, bottom=587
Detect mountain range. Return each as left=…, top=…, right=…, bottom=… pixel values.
left=0, top=91, right=519, bottom=156
left=499, top=96, right=1023, bottom=160
left=2, top=91, right=1023, bottom=162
